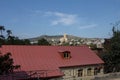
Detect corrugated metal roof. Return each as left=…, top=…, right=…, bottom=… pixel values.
left=0, top=45, right=104, bottom=79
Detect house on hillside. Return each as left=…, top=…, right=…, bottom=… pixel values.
left=0, top=45, right=104, bottom=80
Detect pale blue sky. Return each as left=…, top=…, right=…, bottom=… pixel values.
left=0, top=0, right=120, bottom=38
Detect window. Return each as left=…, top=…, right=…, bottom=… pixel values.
left=94, top=68, right=98, bottom=75
left=87, top=68, right=92, bottom=76
left=97, top=67, right=101, bottom=73
left=64, top=52, right=69, bottom=58
left=58, top=50, right=71, bottom=59
left=78, top=69, right=83, bottom=77
left=63, top=51, right=71, bottom=59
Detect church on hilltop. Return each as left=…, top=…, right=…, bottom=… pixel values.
left=60, top=34, right=68, bottom=44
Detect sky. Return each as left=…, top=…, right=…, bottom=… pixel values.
left=0, top=0, right=120, bottom=38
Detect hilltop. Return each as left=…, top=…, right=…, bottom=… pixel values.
left=28, top=34, right=104, bottom=46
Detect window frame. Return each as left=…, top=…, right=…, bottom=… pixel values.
left=78, top=69, right=83, bottom=77
left=87, top=68, right=92, bottom=76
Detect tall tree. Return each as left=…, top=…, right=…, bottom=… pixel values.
left=102, top=22, right=120, bottom=73
left=0, top=26, right=5, bottom=39
left=0, top=25, right=5, bottom=36
left=6, top=30, right=12, bottom=37
left=110, top=27, right=120, bottom=72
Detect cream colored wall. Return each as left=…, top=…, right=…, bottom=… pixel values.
left=60, top=65, right=104, bottom=80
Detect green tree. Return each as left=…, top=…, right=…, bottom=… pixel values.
left=6, top=30, right=12, bottom=38
left=102, top=23, right=120, bottom=73
left=23, top=39, right=31, bottom=45
left=6, top=30, right=14, bottom=45
left=0, top=25, right=5, bottom=41
left=0, top=25, right=5, bottom=36
left=109, top=27, right=120, bottom=72
left=12, top=37, right=24, bottom=45
left=0, top=52, right=20, bottom=75
left=6, top=36, right=15, bottom=45
left=89, top=43, right=97, bottom=49
left=38, top=38, right=51, bottom=45
left=0, top=38, right=5, bottom=45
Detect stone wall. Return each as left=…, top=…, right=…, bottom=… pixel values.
left=60, top=65, right=104, bottom=80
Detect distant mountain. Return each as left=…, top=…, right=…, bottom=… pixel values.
left=29, top=35, right=62, bottom=42
left=28, top=34, right=103, bottom=42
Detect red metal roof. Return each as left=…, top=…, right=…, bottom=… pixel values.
left=0, top=45, right=104, bottom=78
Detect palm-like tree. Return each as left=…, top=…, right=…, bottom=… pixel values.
left=0, top=25, right=5, bottom=35
left=0, top=26, right=5, bottom=39
left=7, top=30, right=12, bottom=37
left=6, top=30, right=14, bottom=44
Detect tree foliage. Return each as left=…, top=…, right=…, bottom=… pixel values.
left=37, top=38, right=51, bottom=45
left=102, top=23, right=120, bottom=73
left=0, top=25, right=5, bottom=36
left=0, top=52, right=20, bottom=75
left=5, top=37, right=31, bottom=45
left=0, top=26, right=31, bottom=45
left=0, top=26, right=5, bottom=45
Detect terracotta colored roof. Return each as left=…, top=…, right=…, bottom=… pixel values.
left=0, top=45, right=104, bottom=78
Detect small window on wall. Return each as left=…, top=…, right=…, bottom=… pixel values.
left=78, top=69, right=83, bottom=77
left=87, top=68, right=92, bottom=76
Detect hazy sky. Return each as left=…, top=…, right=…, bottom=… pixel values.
left=0, top=0, right=120, bottom=38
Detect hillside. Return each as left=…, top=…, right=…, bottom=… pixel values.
left=28, top=34, right=104, bottom=43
